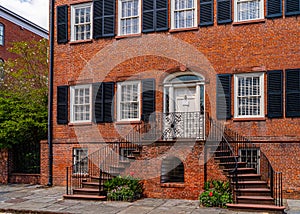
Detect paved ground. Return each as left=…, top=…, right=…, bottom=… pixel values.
left=0, top=184, right=299, bottom=214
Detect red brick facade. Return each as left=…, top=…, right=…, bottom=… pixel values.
left=47, top=0, right=300, bottom=200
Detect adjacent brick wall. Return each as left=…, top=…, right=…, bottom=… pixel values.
left=0, top=149, right=9, bottom=184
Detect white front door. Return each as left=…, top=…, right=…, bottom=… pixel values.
left=174, top=87, right=197, bottom=113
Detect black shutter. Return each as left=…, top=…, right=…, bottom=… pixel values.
left=286, top=69, right=300, bottom=117
left=93, top=0, right=115, bottom=39
left=142, top=79, right=156, bottom=121
left=266, top=0, right=282, bottom=18
left=267, top=70, right=283, bottom=118
left=57, top=5, right=68, bottom=44
left=216, top=74, right=231, bottom=119
left=142, top=0, right=168, bottom=33
left=217, top=0, right=232, bottom=24
left=200, top=0, right=214, bottom=26
left=285, top=0, right=300, bottom=16
left=103, top=82, right=114, bottom=122
left=156, top=0, right=168, bottom=31
left=93, top=83, right=103, bottom=123
left=57, top=86, right=68, bottom=124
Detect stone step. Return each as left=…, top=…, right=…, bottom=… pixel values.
left=235, top=188, right=271, bottom=196
left=226, top=203, right=285, bottom=213
left=237, top=196, right=275, bottom=205
left=219, top=162, right=247, bottom=169
left=73, top=188, right=103, bottom=196
left=214, top=156, right=239, bottom=163
left=232, top=180, right=268, bottom=188
left=228, top=173, right=262, bottom=181
left=223, top=167, right=257, bottom=174
left=82, top=181, right=102, bottom=189
left=63, top=194, right=106, bottom=200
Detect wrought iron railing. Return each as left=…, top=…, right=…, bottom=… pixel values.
left=121, top=111, right=206, bottom=144
left=209, top=118, right=283, bottom=206
left=66, top=142, right=138, bottom=196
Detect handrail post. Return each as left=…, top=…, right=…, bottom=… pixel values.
left=66, top=167, right=69, bottom=195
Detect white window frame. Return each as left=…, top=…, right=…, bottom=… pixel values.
left=71, top=3, right=93, bottom=42
left=117, top=81, right=141, bottom=121
left=0, top=23, right=4, bottom=46
left=118, top=0, right=141, bottom=36
left=73, top=148, right=88, bottom=174
left=171, top=0, right=198, bottom=29
left=234, top=73, right=264, bottom=118
left=70, top=84, right=92, bottom=123
left=234, top=0, right=264, bottom=22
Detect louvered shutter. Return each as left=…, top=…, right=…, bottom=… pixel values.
left=143, top=0, right=155, bottom=32
left=143, top=0, right=168, bottom=33
left=103, top=82, right=114, bottom=122
left=267, top=70, right=283, bottom=118
left=57, top=5, right=68, bottom=44
left=142, top=79, right=156, bottom=121
left=217, top=0, right=232, bottom=24
left=57, top=86, right=69, bottom=124
left=217, top=74, right=231, bottom=119
left=93, top=83, right=103, bottom=123
left=156, top=0, right=168, bottom=31
left=93, top=0, right=115, bottom=39
left=200, top=0, right=214, bottom=26
left=266, top=0, right=282, bottom=18
left=286, top=69, right=300, bottom=117
left=285, top=0, right=300, bottom=16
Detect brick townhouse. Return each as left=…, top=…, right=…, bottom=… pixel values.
left=0, top=6, right=48, bottom=184
left=45, top=0, right=300, bottom=211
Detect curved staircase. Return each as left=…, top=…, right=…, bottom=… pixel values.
left=208, top=119, right=285, bottom=213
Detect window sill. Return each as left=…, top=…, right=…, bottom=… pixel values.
left=69, top=39, right=93, bottom=45
left=169, top=27, right=198, bottom=33
left=233, top=117, right=266, bottom=122
left=161, top=183, right=185, bottom=188
left=233, top=19, right=265, bottom=26
left=69, top=122, right=93, bottom=126
left=115, top=121, right=142, bottom=125
left=115, top=33, right=142, bottom=40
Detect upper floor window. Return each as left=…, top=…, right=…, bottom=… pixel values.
left=234, top=73, right=264, bottom=118
left=234, top=0, right=264, bottom=22
left=171, top=0, right=197, bottom=29
left=118, top=0, right=141, bottom=36
left=71, top=3, right=92, bottom=41
left=70, top=84, right=92, bottom=123
left=117, top=81, right=141, bottom=121
left=0, top=23, right=4, bottom=46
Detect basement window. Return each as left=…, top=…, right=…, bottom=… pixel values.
left=73, top=148, right=88, bottom=174
left=161, top=156, right=184, bottom=183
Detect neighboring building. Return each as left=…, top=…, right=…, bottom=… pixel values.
left=0, top=6, right=48, bottom=184
left=45, top=0, right=299, bottom=211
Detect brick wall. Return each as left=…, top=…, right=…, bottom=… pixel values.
left=0, top=149, right=9, bottom=184
left=48, top=0, right=300, bottom=199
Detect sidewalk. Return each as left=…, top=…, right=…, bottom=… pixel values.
left=0, top=184, right=298, bottom=214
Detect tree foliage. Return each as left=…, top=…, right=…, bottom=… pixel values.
left=0, top=39, right=48, bottom=149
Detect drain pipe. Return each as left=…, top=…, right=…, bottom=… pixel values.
left=47, top=0, right=55, bottom=186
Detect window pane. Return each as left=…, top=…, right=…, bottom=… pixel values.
left=120, top=0, right=139, bottom=35
left=237, top=0, right=261, bottom=21
left=119, top=82, right=140, bottom=120
left=72, top=4, right=92, bottom=41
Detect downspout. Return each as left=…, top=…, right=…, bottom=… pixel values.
left=47, top=0, right=55, bottom=186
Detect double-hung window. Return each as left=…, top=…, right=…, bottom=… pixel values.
left=71, top=3, right=92, bottom=41
left=119, top=0, right=141, bottom=36
left=172, top=0, right=197, bottom=29
left=117, top=81, right=140, bottom=121
left=70, top=85, right=92, bottom=123
left=73, top=148, right=88, bottom=174
left=0, top=23, right=4, bottom=46
left=234, top=73, right=264, bottom=118
left=235, top=0, right=264, bottom=22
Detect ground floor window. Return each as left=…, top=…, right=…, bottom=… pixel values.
left=161, top=156, right=184, bottom=183
left=239, top=148, right=260, bottom=173
left=73, top=148, right=88, bottom=174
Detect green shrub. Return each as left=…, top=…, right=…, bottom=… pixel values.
left=104, top=175, right=143, bottom=202
left=199, top=180, right=233, bottom=208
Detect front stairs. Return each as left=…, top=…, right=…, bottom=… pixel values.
left=63, top=146, right=141, bottom=200
left=210, top=140, right=285, bottom=213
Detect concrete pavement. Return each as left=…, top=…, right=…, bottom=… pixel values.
left=0, top=184, right=298, bottom=214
